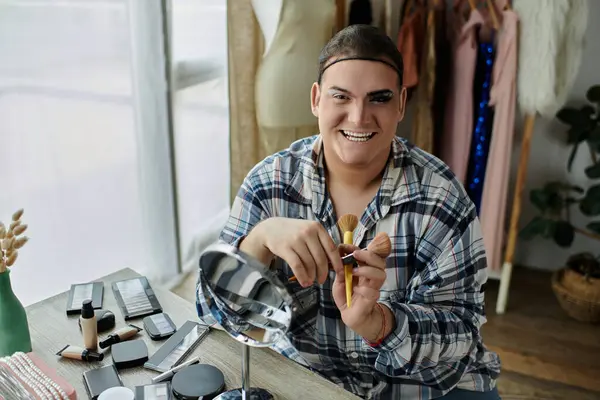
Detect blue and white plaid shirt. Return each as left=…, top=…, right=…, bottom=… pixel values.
left=196, top=135, right=501, bottom=399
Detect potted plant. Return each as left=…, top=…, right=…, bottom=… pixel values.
left=520, top=84, right=600, bottom=323
left=0, top=208, right=33, bottom=355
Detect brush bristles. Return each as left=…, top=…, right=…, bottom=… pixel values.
left=337, top=214, right=359, bottom=234
left=367, top=232, right=392, bottom=258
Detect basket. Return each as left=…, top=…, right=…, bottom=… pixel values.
left=552, top=268, right=600, bottom=323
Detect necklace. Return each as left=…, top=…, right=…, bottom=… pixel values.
left=0, top=363, right=35, bottom=399
left=15, top=352, right=69, bottom=400
left=0, top=352, right=69, bottom=400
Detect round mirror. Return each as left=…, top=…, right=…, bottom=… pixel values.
left=198, top=242, right=296, bottom=399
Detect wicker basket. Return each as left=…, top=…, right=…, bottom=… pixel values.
left=552, top=268, right=600, bottom=323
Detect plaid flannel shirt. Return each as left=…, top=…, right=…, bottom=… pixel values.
left=196, top=135, right=501, bottom=399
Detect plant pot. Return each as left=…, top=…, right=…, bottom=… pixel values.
left=552, top=268, right=600, bottom=323
left=0, top=268, right=32, bottom=356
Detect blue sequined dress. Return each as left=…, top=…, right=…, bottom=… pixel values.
left=466, top=37, right=495, bottom=214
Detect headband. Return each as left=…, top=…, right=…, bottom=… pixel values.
left=318, top=56, right=403, bottom=83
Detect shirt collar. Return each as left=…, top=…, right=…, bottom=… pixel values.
left=285, top=135, right=422, bottom=220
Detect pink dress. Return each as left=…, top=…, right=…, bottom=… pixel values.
left=480, top=8, right=519, bottom=271
left=440, top=9, right=484, bottom=184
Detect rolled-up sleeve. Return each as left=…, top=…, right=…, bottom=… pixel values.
left=369, top=203, right=489, bottom=378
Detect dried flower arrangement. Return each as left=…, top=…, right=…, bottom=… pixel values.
left=0, top=209, right=29, bottom=273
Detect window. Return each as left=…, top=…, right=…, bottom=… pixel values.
left=0, top=0, right=229, bottom=305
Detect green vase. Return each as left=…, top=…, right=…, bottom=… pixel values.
left=0, top=268, right=32, bottom=356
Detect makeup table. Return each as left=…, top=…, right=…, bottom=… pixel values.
left=24, top=268, right=358, bottom=399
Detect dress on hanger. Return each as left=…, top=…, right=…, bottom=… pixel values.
left=465, top=36, right=495, bottom=213
left=411, top=6, right=436, bottom=153
left=480, top=8, right=518, bottom=271
left=431, top=1, right=450, bottom=157
left=440, top=9, right=484, bottom=184
left=396, top=4, right=426, bottom=90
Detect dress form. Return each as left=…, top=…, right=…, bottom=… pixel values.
left=252, top=0, right=336, bottom=154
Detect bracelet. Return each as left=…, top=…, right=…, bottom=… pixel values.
left=366, top=303, right=387, bottom=347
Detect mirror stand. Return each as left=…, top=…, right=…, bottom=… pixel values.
left=214, top=345, right=274, bottom=400
left=199, top=243, right=295, bottom=400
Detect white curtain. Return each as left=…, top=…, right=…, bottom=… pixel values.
left=0, top=0, right=230, bottom=306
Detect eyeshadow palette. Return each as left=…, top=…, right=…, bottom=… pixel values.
left=66, top=282, right=103, bottom=315
left=111, top=277, right=163, bottom=320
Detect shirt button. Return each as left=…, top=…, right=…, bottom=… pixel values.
left=350, top=352, right=359, bottom=359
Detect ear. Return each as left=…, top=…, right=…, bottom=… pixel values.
left=397, top=86, right=407, bottom=122
left=311, top=82, right=321, bottom=117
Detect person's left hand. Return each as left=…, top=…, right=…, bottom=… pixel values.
left=332, top=244, right=387, bottom=332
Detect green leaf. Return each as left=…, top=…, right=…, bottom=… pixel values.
left=530, top=189, right=550, bottom=212
left=520, top=216, right=552, bottom=240
left=589, top=126, right=600, bottom=142
left=587, top=221, right=600, bottom=235
left=567, top=126, right=589, bottom=144
left=557, top=107, right=585, bottom=127
left=567, top=142, right=580, bottom=172
left=553, top=220, right=575, bottom=247
left=580, top=185, right=600, bottom=216
left=581, top=105, right=596, bottom=118
left=584, top=163, right=600, bottom=179
left=586, top=85, right=600, bottom=103
left=587, top=184, right=600, bottom=200
left=588, top=126, right=600, bottom=154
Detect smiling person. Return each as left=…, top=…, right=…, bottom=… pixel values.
left=196, top=24, right=501, bottom=399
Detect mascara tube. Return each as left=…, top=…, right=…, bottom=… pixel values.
left=99, top=324, right=143, bottom=349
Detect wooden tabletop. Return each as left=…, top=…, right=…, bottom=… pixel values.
left=25, top=268, right=357, bottom=399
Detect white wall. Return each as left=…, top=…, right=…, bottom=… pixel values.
left=513, top=3, right=600, bottom=271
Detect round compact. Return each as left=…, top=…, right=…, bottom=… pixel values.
left=98, top=387, right=135, bottom=400
left=171, top=364, right=225, bottom=400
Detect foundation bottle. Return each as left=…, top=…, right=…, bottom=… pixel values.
left=80, top=299, right=98, bottom=351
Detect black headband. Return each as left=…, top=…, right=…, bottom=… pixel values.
left=318, top=56, right=403, bottom=83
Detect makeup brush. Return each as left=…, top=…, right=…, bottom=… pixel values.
left=338, top=214, right=359, bottom=307
left=287, top=232, right=392, bottom=282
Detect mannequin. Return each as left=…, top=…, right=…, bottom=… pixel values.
left=252, top=0, right=336, bottom=155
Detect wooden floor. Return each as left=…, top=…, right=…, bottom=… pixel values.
left=173, top=267, right=600, bottom=399
left=483, top=267, right=600, bottom=399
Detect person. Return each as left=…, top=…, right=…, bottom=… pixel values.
left=196, top=24, right=501, bottom=400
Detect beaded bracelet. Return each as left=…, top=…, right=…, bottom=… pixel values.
left=365, top=303, right=387, bottom=347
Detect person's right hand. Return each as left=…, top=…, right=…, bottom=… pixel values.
left=255, top=217, right=343, bottom=287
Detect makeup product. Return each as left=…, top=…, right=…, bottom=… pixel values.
left=56, top=344, right=104, bottom=362
left=112, top=277, right=163, bottom=320
left=99, top=324, right=143, bottom=349
left=170, top=364, right=225, bottom=400
left=81, top=299, right=99, bottom=350
left=288, top=253, right=356, bottom=282
left=98, top=386, right=135, bottom=400
left=83, top=364, right=123, bottom=400
left=289, top=232, right=393, bottom=284
left=151, top=356, right=200, bottom=383
left=143, top=312, right=177, bottom=340
left=144, top=321, right=210, bottom=373
left=111, top=339, right=149, bottom=369
left=338, top=214, right=359, bottom=308
left=66, top=282, right=103, bottom=315
left=134, top=382, right=172, bottom=400
left=79, top=309, right=116, bottom=333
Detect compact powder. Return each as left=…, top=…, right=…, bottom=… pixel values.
left=171, top=364, right=225, bottom=400
left=111, top=339, right=148, bottom=369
